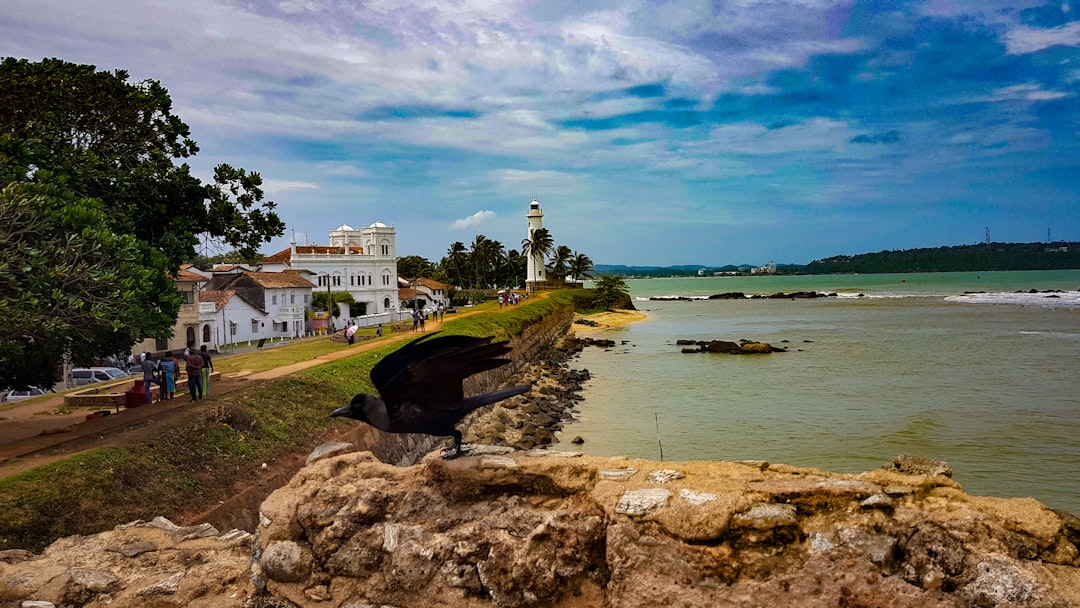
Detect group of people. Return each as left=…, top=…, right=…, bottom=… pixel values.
left=497, top=292, right=525, bottom=307
left=139, top=344, right=214, bottom=404
left=409, top=304, right=448, bottom=332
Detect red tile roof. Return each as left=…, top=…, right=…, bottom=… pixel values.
left=260, top=245, right=364, bottom=265
left=242, top=271, right=317, bottom=289
left=413, top=277, right=448, bottom=290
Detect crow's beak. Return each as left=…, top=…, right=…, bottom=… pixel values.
left=329, top=405, right=352, bottom=418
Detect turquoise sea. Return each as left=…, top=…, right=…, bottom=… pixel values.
left=566, top=270, right=1080, bottom=515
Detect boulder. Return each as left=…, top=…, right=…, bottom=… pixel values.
left=6, top=454, right=1080, bottom=608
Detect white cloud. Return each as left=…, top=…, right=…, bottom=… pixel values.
left=451, top=210, right=496, bottom=229
left=1006, top=22, right=1080, bottom=54
left=988, top=83, right=1071, bottom=102
left=261, top=179, right=319, bottom=194
left=705, top=118, right=851, bottom=155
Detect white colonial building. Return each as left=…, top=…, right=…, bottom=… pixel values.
left=200, top=270, right=316, bottom=345
left=260, top=223, right=401, bottom=324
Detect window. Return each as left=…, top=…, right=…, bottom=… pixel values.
left=183, top=290, right=195, bottom=305
left=272, top=294, right=278, bottom=305
left=251, top=319, right=259, bottom=333
left=382, top=274, right=390, bottom=286
left=381, top=244, right=389, bottom=255
left=333, top=275, right=341, bottom=286
left=203, top=325, right=211, bottom=343
left=384, top=297, right=390, bottom=309
left=290, top=294, right=295, bottom=305
left=230, top=322, right=237, bottom=337
left=304, top=294, right=309, bottom=303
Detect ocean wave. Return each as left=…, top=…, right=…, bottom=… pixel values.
left=833, top=292, right=946, bottom=299
left=944, top=291, right=1080, bottom=309
left=642, top=295, right=710, bottom=301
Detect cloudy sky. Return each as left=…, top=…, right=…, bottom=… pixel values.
left=3, top=1, right=1079, bottom=266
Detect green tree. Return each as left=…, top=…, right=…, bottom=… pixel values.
left=0, top=183, right=179, bottom=388
left=0, top=58, right=284, bottom=268
left=443, top=241, right=468, bottom=287
left=0, top=58, right=285, bottom=383
left=549, top=245, right=573, bottom=282
left=396, top=255, right=435, bottom=279
left=568, top=251, right=594, bottom=282
left=500, top=249, right=527, bottom=289
left=311, top=291, right=354, bottom=317
left=593, top=274, right=632, bottom=310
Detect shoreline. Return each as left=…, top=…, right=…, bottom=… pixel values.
left=571, top=308, right=649, bottom=334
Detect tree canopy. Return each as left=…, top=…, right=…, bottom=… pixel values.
left=0, top=57, right=285, bottom=387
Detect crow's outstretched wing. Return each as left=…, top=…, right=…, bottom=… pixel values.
left=370, top=333, right=514, bottom=414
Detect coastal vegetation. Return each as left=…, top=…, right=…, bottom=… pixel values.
left=0, top=291, right=581, bottom=552
left=0, top=57, right=285, bottom=390
left=595, top=241, right=1080, bottom=277
left=804, top=241, right=1080, bottom=274
left=395, top=228, right=595, bottom=303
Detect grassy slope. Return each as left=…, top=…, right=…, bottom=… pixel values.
left=0, top=291, right=579, bottom=552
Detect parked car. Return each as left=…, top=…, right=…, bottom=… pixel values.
left=1, top=386, right=50, bottom=402
left=72, top=367, right=131, bottom=386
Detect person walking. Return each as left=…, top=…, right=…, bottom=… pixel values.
left=159, top=351, right=177, bottom=400
left=185, top=350, right=205, bottom=401
left=141, top=353, right=161, bottom=404
left=199, top=345, right=214, bottom=397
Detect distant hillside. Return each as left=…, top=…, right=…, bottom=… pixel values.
left=804, top=242, right=1080, bottom=274
left=593, top=264, right=706, bottom=277
left=595, top=242, right=1080, bottom=276
left=593, top=263, right=804, bottom=277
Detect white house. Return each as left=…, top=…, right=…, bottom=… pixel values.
left=260, top=223, right=400, bottom=320
left=200, top=270, right=316, bottom=345
left=409, top=278, right=450, bottom=310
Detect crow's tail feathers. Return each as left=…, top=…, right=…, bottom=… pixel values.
left=462, top=385, right=530, bottom=411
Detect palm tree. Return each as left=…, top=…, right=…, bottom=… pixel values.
left=445, top=241, right=467, bottom=288
left=568, top=251, right=594, bottom=282
left=469, top=235, right=490, bottom=289
left=501, top=249, right=526, bottom=288
left=521, top=227, right=554, bottom=288
left=482, top=239, right=506, bottom=289
left=549, top=245, right=572, bottom=282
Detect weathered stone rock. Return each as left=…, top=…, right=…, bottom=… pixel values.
left=306, top=441, right=354, bottom=465
left=5, top=452, right=1080, bottom=608
left=260, top=541, right=312, bottom=583
left=887, top=454, right=953, bottom=477
left=615, top=489, right=671, bottom=515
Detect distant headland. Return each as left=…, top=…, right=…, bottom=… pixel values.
left=597, top=241, right=1080, bottom=277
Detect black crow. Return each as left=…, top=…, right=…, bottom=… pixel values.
left=330, top=332, right=529, bottom=458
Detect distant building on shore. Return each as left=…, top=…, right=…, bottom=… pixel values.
left=525, top=197, right=547, bottom=291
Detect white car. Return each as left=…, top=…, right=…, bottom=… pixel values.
left=2, top=386, right=50, bottom=402
left=72, top=367, right=131, bottom=386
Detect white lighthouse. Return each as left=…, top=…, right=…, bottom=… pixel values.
left=525, top=196, right=546, bottom=291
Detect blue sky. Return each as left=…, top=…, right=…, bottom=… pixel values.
left=2, top=1, right=1079, bottom=266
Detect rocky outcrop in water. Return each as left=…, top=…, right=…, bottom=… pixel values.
left=676, top=339, right=787, bottom=354
left=651, top=291, right=838, bottom=301
left=3, top=450, right=1079, bottom=607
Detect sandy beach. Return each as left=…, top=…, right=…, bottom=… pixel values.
left=571, top=309, right=648, bottom=334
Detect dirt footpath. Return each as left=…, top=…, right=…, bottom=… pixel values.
left=0, top=297, right=552, bottom=480
left=0, top=326, right=438, bottom=479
